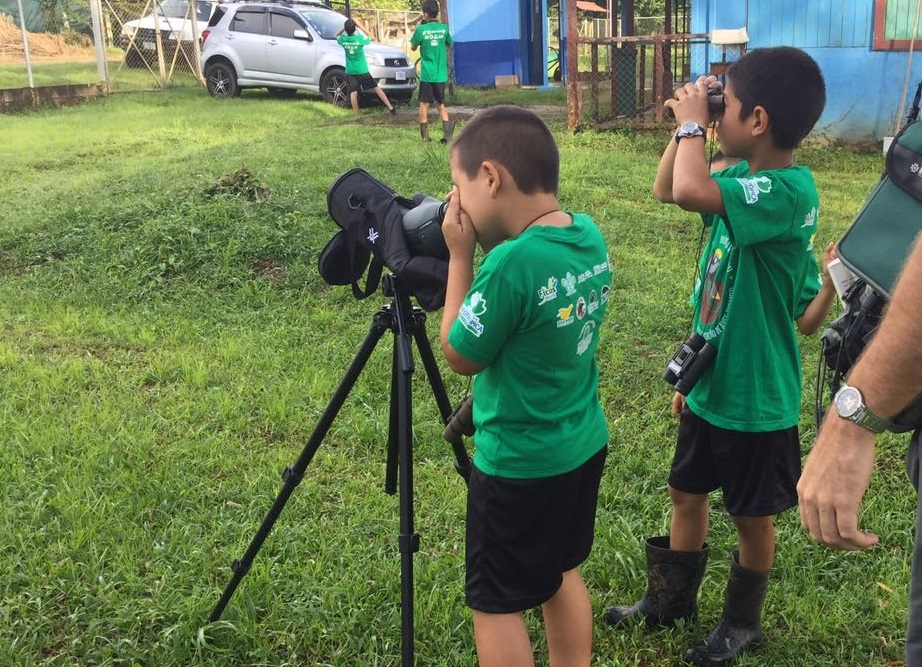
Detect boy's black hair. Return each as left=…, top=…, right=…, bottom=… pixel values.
left=727, top=46, right=826, bottom=150
left=344, top=18, right=356, bottom=35
left=421, top=0, right=439, bottom=19
left=452, top=105, right=559, bottom=195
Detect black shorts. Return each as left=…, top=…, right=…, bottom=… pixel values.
left=418, top=81, right=446, bottom=104
left=465, top=446, right=607, bottom=614
left=346, top=73, right=377, bottom=93
left=668, top=408, right=801, bottom=517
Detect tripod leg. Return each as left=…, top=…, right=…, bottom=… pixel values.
left=385, top=341, right=400, bottom=496
left=393, top=299, right=418, bottom=667
left=411, top=309, right=472, bottom=481
left=209, top=312, right=391, bottom=623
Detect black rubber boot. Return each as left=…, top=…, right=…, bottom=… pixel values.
left=439, top=119, right=455, bottom=144
left=604, top=536, right=709, bottom=628
left=684, top=550, right=769, bottom=666
left=420, top=122, right=430, bottom=142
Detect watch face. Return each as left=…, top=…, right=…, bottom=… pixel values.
left=835, top=386, right=862, bottom=418
left=679, top=122, right=701, bottom=135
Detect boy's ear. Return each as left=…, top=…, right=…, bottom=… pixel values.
left=481, top=160, right=503, bottom=197
left=750, top=105, right=771, bottom=138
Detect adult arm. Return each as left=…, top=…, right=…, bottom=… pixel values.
left=798, top=234, right=922, bottom=549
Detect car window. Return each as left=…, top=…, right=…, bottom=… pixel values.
left=194, top=1, right=213, bottom=22
left=159, top=0, right=212, bottom=21
left=230, top=8, right=267, bottom=35
left=296, top=7, right=347, bottom=39
left=269, top=11, right=303, bottom=40
left=207, top=5, right=225, bottom=27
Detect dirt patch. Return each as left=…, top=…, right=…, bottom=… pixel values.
left=349, top=103, right=567, bottom=128
left=0, top=13, right=96, bottom=62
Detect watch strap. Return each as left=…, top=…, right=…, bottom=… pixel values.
left=675, top=123, right=707, bottom=144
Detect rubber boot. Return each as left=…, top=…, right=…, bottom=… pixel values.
left=420, top=122, right=430, bottom=142
left=684, top=550, right=769, bottom=666
left=439, top=119, right=455, bottom=144
left=604, top=536, right=709, bottom=628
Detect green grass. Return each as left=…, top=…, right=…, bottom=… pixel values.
left=0, top=86, right=909, bottom=666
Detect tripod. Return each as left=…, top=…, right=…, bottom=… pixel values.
left=209, top=274, right=472, bottom=667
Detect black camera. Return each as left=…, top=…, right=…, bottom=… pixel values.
left=402, top=195, right=448, bottom=260
left=706, top=89, right=725, bottom=116
left=663, top=333, right=717, bottom=395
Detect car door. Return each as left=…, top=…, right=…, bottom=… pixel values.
left=227, top=7, right=268, bottom=78
left=265, top=9, right=316, bottom=84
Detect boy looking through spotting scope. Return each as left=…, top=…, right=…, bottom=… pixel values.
left=439, top=105, right=613, bottom=667
left=410, top=0, right=453, bottom=143
left=603, top=47, right=826, bottom=666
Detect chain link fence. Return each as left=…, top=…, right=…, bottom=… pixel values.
left=577, top=34, right=711, bottom=128
left=0, top=1, right=422, bottom=107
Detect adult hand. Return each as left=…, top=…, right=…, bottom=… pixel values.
left=442, top=186, right=476, bottom=259
left=797, top=416, right=879, bottom=550
left=664, top=75, right=718, bottom=127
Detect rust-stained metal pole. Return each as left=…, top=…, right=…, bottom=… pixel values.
left=566, top=0, right=580, bottom=131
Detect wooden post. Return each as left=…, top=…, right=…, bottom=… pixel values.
left=440, top=0, right=455, bottom=95
left=566, top=0, right=580, bottom=131
left=653, top=39, right=665, bottom=123
left=589, top=42, right=598, bottom=124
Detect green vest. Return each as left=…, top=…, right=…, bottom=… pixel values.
left=448, top=214, right=612, bottom=478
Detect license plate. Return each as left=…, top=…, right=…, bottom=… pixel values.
left=395, top=71, right=406, bottom=81
left=143, top=41, right=155, bottom=50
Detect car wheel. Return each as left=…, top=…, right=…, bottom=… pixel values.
left=205, top=61, right=240, bottom=98
left=124, top=47, right=145, bottom=68
left=267, top=87, right=297, bottom=99
left=320, top=67, right=348, bottom=107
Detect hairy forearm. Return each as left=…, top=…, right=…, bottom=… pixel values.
left=847, top=236, right=922, bottom=417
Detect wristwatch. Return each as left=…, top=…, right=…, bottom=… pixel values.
left=833, top=384, right=890, bottom=434
left=674, top=121, right=707, bottom=144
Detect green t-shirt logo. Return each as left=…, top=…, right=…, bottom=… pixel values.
left=737, top=175, right=773, bottom=204
left=459, top=291, right=487, bottom=337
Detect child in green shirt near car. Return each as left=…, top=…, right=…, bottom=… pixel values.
left=335, top=19, right=395, bottom=117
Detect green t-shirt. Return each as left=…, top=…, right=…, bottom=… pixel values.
left=685, top=162, right=820, bottom=431
left=337, top=33, right=371, bottom=75
left=410, top=20, right=452, bottom=83
left=447, top=213, right=612, bottom=479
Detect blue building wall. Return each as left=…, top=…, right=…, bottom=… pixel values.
left=450, top=1, right=524, bottom=86
left=692, top=0, right=922, bottom=141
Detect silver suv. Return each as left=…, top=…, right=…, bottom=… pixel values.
left=201, top=1, right=417, bottom=104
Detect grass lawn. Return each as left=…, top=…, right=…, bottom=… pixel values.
left=0, top=85, right=911, bottom=666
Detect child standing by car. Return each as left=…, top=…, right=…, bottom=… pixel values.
left=439, top=105, right=613, bottom=666
left=410, top=0, right=453, bottom=142
left=335, top=19, right=395, bottom=117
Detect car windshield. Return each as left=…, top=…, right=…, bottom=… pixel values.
left=158, top=0, right=212, bottom=21
left=297, top=6, right=349, bottom=39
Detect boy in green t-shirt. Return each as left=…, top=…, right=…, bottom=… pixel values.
left=440, top=105, right=612, bottom=666
left=410, top=0, right=453, bottom=143
left=603, top=47, right=827, bottom=666
left=335, top=19, right=395, bottom=117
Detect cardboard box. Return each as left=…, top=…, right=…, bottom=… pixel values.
left=495, top=75, right=519, bottom=88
